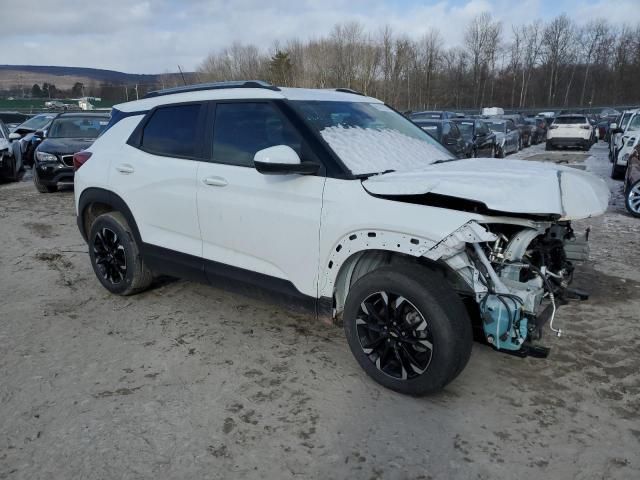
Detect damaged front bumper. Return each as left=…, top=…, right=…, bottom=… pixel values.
left=425, top=220, right=590, bottom=357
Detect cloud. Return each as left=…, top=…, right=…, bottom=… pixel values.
left=1, top=0, right=637, bottom=73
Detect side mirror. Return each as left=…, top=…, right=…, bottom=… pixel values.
left=253, top=145, right=319, bottom=176
left=610, top=123, right=617, bottom=130
left=9, top=132, right=21, bottom=141
left=34, top=130, right=45, bottom=138
left=611, top=127, right=624, bottom=135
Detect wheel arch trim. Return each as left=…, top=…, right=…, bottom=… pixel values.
left=77, top=187, right=141, bottom=245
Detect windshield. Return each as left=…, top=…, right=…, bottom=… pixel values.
left=454, top=120, right=474, bottom=140
left=621, top=113, right=633, bottom=130
left=291, top=101, right=453, bottom=175
left=414, top=121, right=442, bottom=140
left=487, top=121, right=506, bottom=133
left=18, top=114, right=57, bottom=131
left=626, top=115, right=640, bottom=132
left=48, top=116, right=109, bottom=138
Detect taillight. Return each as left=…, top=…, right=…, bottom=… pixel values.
left=73, top=151, right=92, bottom=171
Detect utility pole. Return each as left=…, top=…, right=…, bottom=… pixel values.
left=134, top=84, right=139, bottom=100
left=124, top=85, right=129, bottom=102
left=177, top=65, right=187, bottom=86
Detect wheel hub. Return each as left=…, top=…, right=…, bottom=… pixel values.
left=356, top=291, right=433, bottom=380
left=93, top=227, right=127, bottom=285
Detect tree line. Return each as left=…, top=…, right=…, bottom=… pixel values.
left=197, top=14, right=640, bottom=112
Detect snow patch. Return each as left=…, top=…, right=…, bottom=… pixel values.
left=319, top=125, right=447, bottom=175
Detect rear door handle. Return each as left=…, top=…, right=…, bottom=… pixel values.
left=116, top=164, right=134, bottom=174
left=203, top=176, right=228, bottom=187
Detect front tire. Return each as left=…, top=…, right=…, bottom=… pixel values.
left=611, top=160, right=625, bottom=180
left=89, top=212, right=153, bottom=295
left=33, top=167, right=57, bottom=193
left=343, top=265, right=472, bottom=396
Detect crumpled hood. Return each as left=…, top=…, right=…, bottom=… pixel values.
left=362, top=158, right=610, bottom=220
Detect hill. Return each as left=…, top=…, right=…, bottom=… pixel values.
left=0, top=65, right=197, bottom=91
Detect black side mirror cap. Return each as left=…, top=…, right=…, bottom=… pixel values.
left=255, top=161, right=320, bottom=176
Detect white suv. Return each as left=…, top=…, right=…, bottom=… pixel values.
left=611, top=110, right=640, bottom=180
left=546, top=114, right=594, bottom=151
left=75, top=81, right=609, bottom=395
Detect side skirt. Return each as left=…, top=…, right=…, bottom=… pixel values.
left=141, top=243, right=323, bottom=317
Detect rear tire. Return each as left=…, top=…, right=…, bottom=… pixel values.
left=611, top=162, right=625, bottom=180
left=33, top=168, right=57, bottom=193
left=343, top=265, right=472, bottom=396
left=625, top=180, right=640, bottom=218
left=88, top=212, right=153, bottom=295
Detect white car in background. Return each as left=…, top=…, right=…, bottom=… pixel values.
left=546, top=114, right=593, bottom=151
left=609, top=109, right=637, bottom=163
left=612, top=112, right=640, bottom=180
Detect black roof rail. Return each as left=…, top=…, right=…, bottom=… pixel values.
left=335, top=88, right=365, bottom=96
left=143, top=80, right=280, bottom=99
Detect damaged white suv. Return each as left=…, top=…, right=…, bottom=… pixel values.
left=75, top=81, right=609, bottom=395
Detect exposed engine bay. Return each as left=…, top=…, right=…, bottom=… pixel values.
left=427, top=220, right=591, bottom=358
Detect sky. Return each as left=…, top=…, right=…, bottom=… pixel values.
left=2, top=0, right=639, bottom=74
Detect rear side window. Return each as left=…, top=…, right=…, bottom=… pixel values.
left=141, top=104, right=201, bottom=158
left=212, top=103, right=303, bottom=167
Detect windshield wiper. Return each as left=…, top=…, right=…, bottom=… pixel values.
left=355, top=169, right=396, bottom=179
left=432, top=158, right=456, bottom=164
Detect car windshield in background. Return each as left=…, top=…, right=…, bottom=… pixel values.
left=414, top=121, right=442, bottom=140
left=454, top=121, right=474, bottom=139
left=18, top=114, right=57, bottom=131
left=626, top=115, right=640, bottom=131
left=620, top=113, right=633, bottom=129
left=554, top=116, right=587, bottom=125
left=291, top=101, right=453, bottom=176
left=411, top=112, right=442, bottom=120
left=48, top=116, right=109, bottom=138
left=487, top=121, right=505, bottom=133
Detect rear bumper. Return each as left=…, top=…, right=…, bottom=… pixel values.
left=547, top=137, right=590, bottom=147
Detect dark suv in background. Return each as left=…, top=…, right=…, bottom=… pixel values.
left=33, top=112, right=110, bottom=193
left=451, top=118, right=496, bottom=157
left=412, top=118, right=468, bottom=158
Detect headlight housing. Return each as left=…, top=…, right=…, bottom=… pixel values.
left=36, top=151, right=58, bottom=163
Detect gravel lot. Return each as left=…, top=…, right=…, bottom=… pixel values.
left=1, top=142, right=638, bottom=479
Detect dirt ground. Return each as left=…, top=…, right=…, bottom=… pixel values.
left=1, top=142, right=638, bottom=479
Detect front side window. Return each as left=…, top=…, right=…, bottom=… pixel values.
left=292, top=101, right=452, bottom=176
left=487, top=121, right=505, bottom=133
left=141, top=104, right=201, bottom=158
left=48, top=116, right=109, bottom=138
left=212, top=103, right=303, bottom=167
left=455, top=121, right=474, bottom=140
left=626, top=115, right=640, bottom=132
left=19, top=114, right=57, bottom=131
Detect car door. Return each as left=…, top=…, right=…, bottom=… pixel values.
left=448, top=122, right=465, bottom=158
left=110, top=103, right=204, bottom=259
left=196, top=101, right=325, bottom=300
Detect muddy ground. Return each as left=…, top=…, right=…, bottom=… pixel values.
left=0, top=142, right=638, bottom=479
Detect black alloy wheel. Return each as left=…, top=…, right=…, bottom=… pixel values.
left=93, top=227, right=127, bottom=285
left=356, top=291, right=433, bottom=380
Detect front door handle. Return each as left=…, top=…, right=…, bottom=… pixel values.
left=116, top=164, right=135, bottom=174
left=203, top=176, right=228, bottom=187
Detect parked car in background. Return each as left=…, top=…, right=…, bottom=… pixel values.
left=409, top=111, right=457, bottom=120
left=502, top=114, right=532, bottom=148
left=451, top=118, right=496, bottom=157
left=0, top=112, right=31, bottom=131
left=624, top=140, right=640, bottom=217
left=485, top=119, right=520, bottom=157
left=546, top=115, right=593, bottom=151
left=597, top=115, right=617, bottom=143
left=525, top=117, right=547, bottom=144
left=33, top=112, right=110, bottom=193
left=412, top=119, right=467, bottom=158
left=611, top=113, right=640, bottom=180
left=0, top=120, right=23, bottom=181
left=8, top=113, right=58, bottom=167
left=610, top=109, right=636, bottom=163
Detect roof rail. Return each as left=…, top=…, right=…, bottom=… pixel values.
left=143, top=80, right=280, bottom=99
left=335, top=88, right=365, bottom=96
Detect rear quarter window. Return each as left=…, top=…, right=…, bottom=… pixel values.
left=140, top=104, right=202, bottom=158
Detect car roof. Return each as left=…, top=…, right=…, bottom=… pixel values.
left=53, top=112, right=111, bottom=118
left=114, top=86, right=381, bottom=113
left=413, top=118, right=444, bottom=123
